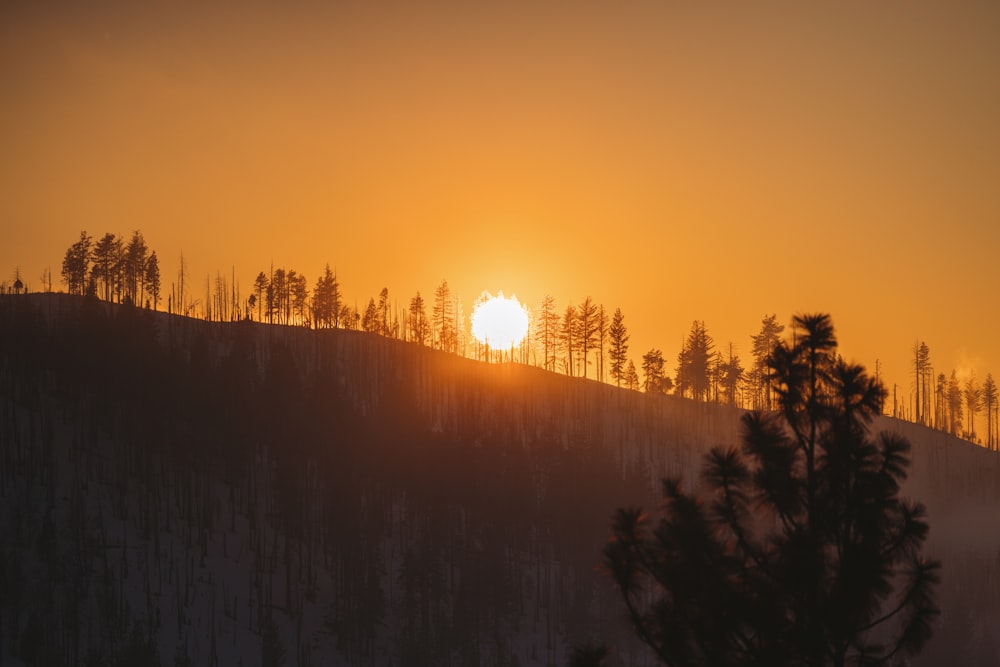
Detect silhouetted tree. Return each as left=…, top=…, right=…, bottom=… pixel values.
left=362, top=298, right=379, bottom=333
left=934, top=372, right=947, bottom=431
left=254, top=271, right=269, bottom=322
left=536, top=294, right=560, bottom=371
left=605, top=314, right=940, bottom=667
left=947, top=371, right=963, bottom=436
left=608, top=307, right=629, bottom=387
left=312, top=265, right=341, bottom=328
left=719, top=343, right=744, bottom=407
left=123, top=230, right=149, bottom=305
left=597, top=304, right=608, bottom=382
left=676, top=320, right=713, bottom=401
left=576, top=297, right=599, bottom=379
left=408, top=292, right=429, bottom=345
left=750, top=314, right=784, bottom=410
left=144, top=251, right=161, bottom=309
left=641, top=349, right=667, bottom=394
left=11, top=267, right=24, bottom=294
left=983, top=373, right=997, bottom=450
left=61, top=231, right=92, bottom=295
left=964, top=373, right=982, bottom=442
left=91, top=232, right=121, bottom=301
left=912, top=341, right=931, bottom=425
left=624, top=359, right=639, bottom=391
left=376, top=287, right=391, bottom=336
left=290, top=270, right=309, bottom=325
left=561, top=304, right=577, bottom=376
left=270, top=268, right=287, bottom=323
left=433, top=280, right=457, bottom=352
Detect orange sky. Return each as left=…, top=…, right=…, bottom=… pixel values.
left=2, top=2, right=999, bottom=405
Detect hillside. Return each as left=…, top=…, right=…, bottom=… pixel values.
left=1, top=294, right=998, bottom=666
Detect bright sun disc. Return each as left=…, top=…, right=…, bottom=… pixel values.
left=471, top=291, right=530, bottom=349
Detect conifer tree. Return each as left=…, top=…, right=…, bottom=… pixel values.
left=608, top=307, right=630, bottom=387
left=605, top=314, right=940, bottom=666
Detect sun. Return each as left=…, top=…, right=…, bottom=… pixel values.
left=471, top=291, right=530, bottom=350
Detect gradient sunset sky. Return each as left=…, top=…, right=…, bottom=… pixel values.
left=2, top=2, right=998, bottom=405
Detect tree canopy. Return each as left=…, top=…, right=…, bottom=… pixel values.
left=605, top=314, right=940, bottom=666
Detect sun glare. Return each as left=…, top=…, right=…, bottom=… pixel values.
left=471, top=291, right=530, bottom=350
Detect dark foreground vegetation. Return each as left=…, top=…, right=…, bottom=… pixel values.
left=0, top=295, right=998, bottom=666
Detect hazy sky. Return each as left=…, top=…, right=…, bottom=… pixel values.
left=2, top=1, right=998, bottom=405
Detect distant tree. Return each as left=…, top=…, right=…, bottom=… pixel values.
left=983, top=373, right=998, bottom=450
left=362, top=298, right=380, bottom=333
left=254, top=271, right=269, bottom=322
left=376, top=287, right=392, bottom=337
left=340, top=304, right=358, bottom=330
left=561, top=304, right=577, bottom=376
left=11, top=267, right=24, bottom=294
left=624, top=359, right=640, bottom=391
left=912, top=341, right=931, bottom=425
left=676, top=320, right=714, bottom=401
left=964, top=373, right=982, bottom=442
left=947, top=371, right=963, bottom=436
left=641, top=349, right=667, bottom=393
left=270, top=268, right=287, bottom=324
left=576, top=296, right=599, bottom=379
left=605, top=314, right=940, bottom=667
left=144, top=251, right=161, bottom=309
left=90, top=232, right=121, bottom=301
left=749, top=314, right=784, bottom=410
left=176, top=251, right=188, bottom=314
left=608, top=307, right=630, bottom=387
left=433, top=280, right=457, bottom=352
left=934, top=373, right=947, bottom=431
left=61, top=231, right=92, bottom=295
left=597, top=305, right=608, bottom=382
left=536, top=294, right=561, bottom=371
left=311, top=265, right=341, bottom=328
left=122, top=230, right=149, bottom=305
left=290, top=271, right=309, bottom=325
left=719, top=343, right=744, bottom=407
left=408, top=292, right=429, bottom=345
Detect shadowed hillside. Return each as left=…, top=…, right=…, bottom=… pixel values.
left=1, top=294, right=997, bottom=666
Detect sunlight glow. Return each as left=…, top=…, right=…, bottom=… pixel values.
left=471, top=291, right=530, bottom=350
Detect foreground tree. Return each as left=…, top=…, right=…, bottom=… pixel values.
left=605, top=314, right=940, bottom=666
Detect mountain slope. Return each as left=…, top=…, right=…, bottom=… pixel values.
left=0, top=294, right=997, bottom=666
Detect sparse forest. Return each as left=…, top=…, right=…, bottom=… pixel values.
left=8, top=230, right=994, bottom=450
